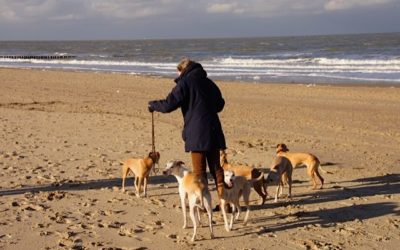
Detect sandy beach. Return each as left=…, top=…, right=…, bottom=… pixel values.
left=0, top=68, right=399, bottom=249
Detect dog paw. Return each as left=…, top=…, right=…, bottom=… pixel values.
left=210, top=233, right=214, bottom=239
left=225, top=226, right=231, bottom=232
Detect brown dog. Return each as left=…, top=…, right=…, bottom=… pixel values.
left=120, top=152, right=160, bottom=197
left=220, top=150, right=267, bottom=205
left=276, top=143, right=330, bottom=189
left=266, top=156, right=293, bottom=202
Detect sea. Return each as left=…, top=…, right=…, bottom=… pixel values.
left=1, top=32, right=400, bottom=85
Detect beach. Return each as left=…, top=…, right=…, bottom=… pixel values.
left=0, top=68, right=399, bottom=249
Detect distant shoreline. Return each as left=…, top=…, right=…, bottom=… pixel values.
left=1, top=66, right=399, bottom=88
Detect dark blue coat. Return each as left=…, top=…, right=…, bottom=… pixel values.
left=149, top=63, right=226, bottom=152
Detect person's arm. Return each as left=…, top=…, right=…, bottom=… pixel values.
left=214, top=83, right=225, bottom=113
left=148, top=82, right=186, bottom=113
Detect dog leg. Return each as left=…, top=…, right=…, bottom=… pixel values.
left=196, top=207, right=202, bottom=227
left=189, top=195, right=198, bottom=242
left=274, top=184, right=280, bottom=203
left=314, top=169, right=324, bottom=189
left=203, top=192, right=214, bottom=239
left=179, top=187, right=187, bottom=229
left=308, top=167, right=318, bottom=190
left=243, top=187, right=251, bottom=225
left=229, top=204, right=236, bottom=231
left=279, top=182, right=284, bottom=197
left=121, top=165, right=129, bottom=192
left=312, top=172, right=319, bottom=189
left=234, top=201, right=241, bottom=221
left=253, top=181, right=266, bottom=205
left=143, top=176, right=148, bottom=197
left=136, top=177, right=143, bottom=198
left=221, top=200, right=230, bottom=232
left=134, top=176, right=139, bottom=194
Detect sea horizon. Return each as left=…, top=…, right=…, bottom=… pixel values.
left=1, top=32, right=400, bottom=85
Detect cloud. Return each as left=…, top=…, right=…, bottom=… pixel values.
left=324, top=0, right=393, bottom=11
left=0, top=0, right=396, bottom=23
left=0, top=0, right=83, bottom=22
left=0, top=0, right=185, bottom=23
left=206, top=3, right=238, bottom=13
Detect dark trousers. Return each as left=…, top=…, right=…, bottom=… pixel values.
left=191, top=150, right=224, bottom=197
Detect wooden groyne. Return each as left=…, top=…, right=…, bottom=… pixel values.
left=0, top=55, right=75, bottom=60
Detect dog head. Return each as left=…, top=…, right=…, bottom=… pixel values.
left=276, top=143, right=289, bottom=154
left=220, top=150, right=228, bottom=166
left=224, top=170, right=236, bottom=188
left=148, top=151, right=160, bottom=164
left=163, top=160, right=186, bottom=176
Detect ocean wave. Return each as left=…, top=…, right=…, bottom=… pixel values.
left=210, top=56, right=400, bottom=66
left=1, top=56, right=399, bottom=83
left=2, top=57, right=399, bottom=72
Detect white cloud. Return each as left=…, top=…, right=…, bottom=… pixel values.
left=88, top=0, right=184, bottom=19
left=0, top=7, right=19, bottom=21
left=207, top=3, right=238, bottom=13
left=0, top=0, right=395, bottom=23
left=324, top=0, right=392, bottom=11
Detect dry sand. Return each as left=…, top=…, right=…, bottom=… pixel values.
left=0, top=68, right=399, bottom=249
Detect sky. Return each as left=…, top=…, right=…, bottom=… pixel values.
left=0, top=0, right=399, bottom=40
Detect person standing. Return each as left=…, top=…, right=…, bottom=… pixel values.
left=148, top=58, right=226, bottom=199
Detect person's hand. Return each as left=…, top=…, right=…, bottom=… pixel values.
left=148, top=102, right=154, bottom=113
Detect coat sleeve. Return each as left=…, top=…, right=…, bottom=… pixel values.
left=149, top=82, right=186, bottom=113
left=214, top=83, right=225, bottom=113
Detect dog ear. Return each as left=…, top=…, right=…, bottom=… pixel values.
left=176, top=160, right=185, bottom=166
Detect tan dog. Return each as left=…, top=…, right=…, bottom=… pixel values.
left=266, top=156, right=293, bottom=202
left=220, top=150, right=267, bottom=205
left=163, top=160, right=213, bottom=242
left=276, top=143, right=331, bottom=189
left=120, top=151, right=160, bottom=197
left=221, top=170, right=251, bottom=232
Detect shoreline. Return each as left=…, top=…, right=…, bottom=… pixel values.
left=1, top=66, right=400, bottom=88
left=1, top=67, right=399, bottom=249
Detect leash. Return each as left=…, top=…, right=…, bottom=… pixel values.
left=151, top=112, right=159, bottom=175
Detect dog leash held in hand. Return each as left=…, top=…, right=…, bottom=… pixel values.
left=151, top=112, right=159, bottom=175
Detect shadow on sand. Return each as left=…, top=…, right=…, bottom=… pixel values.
left=0, top=175, right=176, bottom=196
left=1, top=173, right=399, bottom=229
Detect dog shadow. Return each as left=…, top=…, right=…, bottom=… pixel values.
left=229, top=173, right=400, bottom=235
left=253, top=201, right=399, bottom=235
left=251, top=173, right=400, bottom=211
left=0, top=175, right=176, bottom=196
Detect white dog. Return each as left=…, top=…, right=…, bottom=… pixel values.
left=163, top=160, right=213, bottom=242
left=220, top=170, right=251, bottom=232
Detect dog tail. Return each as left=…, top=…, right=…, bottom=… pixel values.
left=319, top=164, right=333, bottom=174
left=254, top=172, right=265, bottom=182
left=193, top=190, right=206, bottom=211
